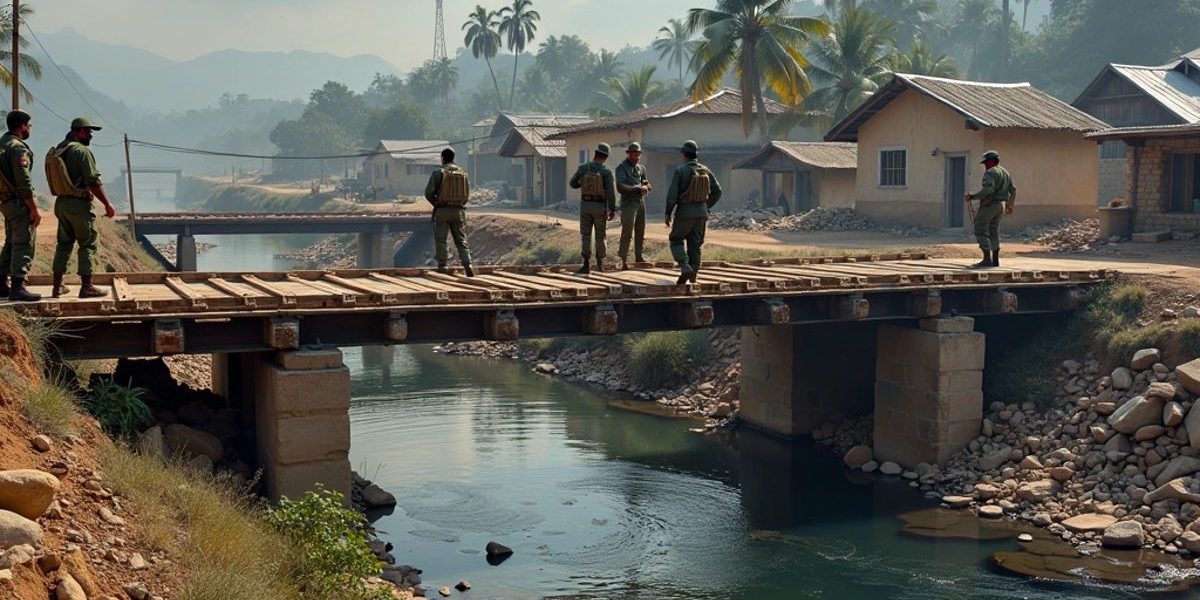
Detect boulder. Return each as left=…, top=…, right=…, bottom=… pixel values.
left=1159, top=516, right=1184, bottom=543
left=1135, top=425, right=1167, bottom=442
left=1062, top=513, right=1117, bottom=533
left=164, top=424, right=224, bottom=463
left=1048, top=467, right=1075, bottom=482
left=978, top=447, right=1010, bottom=471
left=1165, top=402, right=1186, bottom=428
left=1147, top=381, right=1177, bottom=400
left=485, top=541, right=513, bottom=557
left=138, top=426, right=170, bottom=462
left=1187, top=402, right=1200, bottom=449
left=1155, top=456, right=1200, bottom=487
left=1180, top=530, right=1200, bottom=554
left=843, top=445, right=873, bottom=469
left=55, top=573, right=86, bottom=600
left=978, top=505, right=1003, bottom=518
left=0, top=470, right=59, bottom=520
left=1131, top=348, right=1161, bottom=371
left=1102, top=521, right=1145, bottom=549
left=0, top=509, right=41, bottom=548
left=1020, top=456, right=1043, bottom=470
left=1108, top=395, right=1164, bottom=434
left=1180, top=359, right=1200, bottom=396
left=30, top=436, right=51, bottom=453
left=942, top=495, right=972, bottom=508
left=973, top=483, right=1003, bottom=500
left=1145, top=477, right=1200, bottom=504
left=0, top=544, right=35, bottom=569
left=1016, top=479, right=1061, bottom=503
left=879, top=461, right=902, bottom=476
left=361, top=484, right=397, bottom=508
left=1111, top=367, right=1134, bottom=390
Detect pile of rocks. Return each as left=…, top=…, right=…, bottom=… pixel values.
left=709, top=207, right=878, bottom=233
left=1017, top=218, right=1101, bottom=252
left=470, top=188, right=501, bottom=206
left=707, top=209, right=780, bottom=231
left=152, top=241, right=216, bottom=259
left=275, top=235, right=357, bottom=269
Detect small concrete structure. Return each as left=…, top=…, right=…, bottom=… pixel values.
left=732, top=141, right=857, bottom=213
left=1086, top=123, right=1200, bottom=234
left=362, top=140, right=450, bottom=197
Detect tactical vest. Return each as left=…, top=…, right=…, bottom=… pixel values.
left=438, top=166, right=469, bottom=207
left=580, top=164, right=605, bottom=199
left=0, top=154, right=14, bottom=201
left=45, top=146, right=90, bottom=198
left=683, top=164, right=711, bottom=204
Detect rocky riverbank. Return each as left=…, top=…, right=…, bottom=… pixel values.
left=274, top=235, right=359, bottom=269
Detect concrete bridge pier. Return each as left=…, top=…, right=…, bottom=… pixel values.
left=213, top=349, right=352, bottom=503
left=739, top=316, right=985, bottom=468
left=175, top=234, right=197, bottom=271
left=357, top=232, right=390, bottom=269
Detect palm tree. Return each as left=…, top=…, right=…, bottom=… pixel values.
left=892, top=41, right=959, bottom=78
left=864, top=0, right=938, bottom=51
left=653, top=19, right=699, bottom=84
left=590, top=65, right=667, bottom=117
left=954, top=0, right=998, bottom=78
left=463, top=5, right=504, bottom=111
left=1019, top=0, right=1033, bottom=30
left=687, top=0, right=831, bottom=138
left=0, top=3, right=42, bottom=103
left=592, top=49, right=624, bottom=82
left=497, top=0, right=541, bottom=110
left=822, top=0, right=857, bottom=15
left=805, top=6, right=896, bottom=124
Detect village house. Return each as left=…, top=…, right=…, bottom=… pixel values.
left=732, top=141, right=857, bottom=213
left=825, top=74, right=1107, bottom=231
left=1086, top=123, right=1200, bottom=234
left=362, top=139, right=450, bottom=197
left=1073, top=49, right=1200, bottom=204
left=547, top=90, right=784, bottom=214
left=473, top=113, right=590, bottom=203
left=496, top=125, right=569, bottom=208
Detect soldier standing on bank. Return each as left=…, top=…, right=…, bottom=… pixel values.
left=568, top=142, right=616, bottom=274
left=424, top=147, right=474, bottom=277
left=665, top=140, right=721, bottom=285
left=46, top=117, right=115, bottom=298
left=615, top=142, right=650, bottom=270
left=965, top=150, right=1016, bottom=268
left=0, top=110, right=41, bottom=302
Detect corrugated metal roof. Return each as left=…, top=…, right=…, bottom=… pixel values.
left=376, top=140, right=449, bottom=163
left=1086, top=122, right=1200, bottom=141
left=549, top=90, right=786, bottom=138
left=503, top=113, right=592, bottom=128
left=1108, top=63, right=1200, bottom=123
left=498, top=126, right=567, bottom=158
left=733, top=142, right=858, bottom=170
left=826, top=74, right=1107, bottom=142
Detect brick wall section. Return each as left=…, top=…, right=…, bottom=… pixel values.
left=874, top=318, right=984, bottom=467
left=1097, top=158, right=1127, bottom=206
left=253, top=349, right=352, bottom=502
left=1130, top=137, right=1200, bottom=233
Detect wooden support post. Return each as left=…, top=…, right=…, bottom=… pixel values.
left=673, top=301, right=714, bottom=328
left=910, top=290, right=942, bottom=318
left=385, top=312, right=408, bottom=342
left=152, top=319, right=184, bottom=355
left=755, top=298, right=790, bottom=325
left=124, top=134, right=138, bottom=238
left=486, top=310, right=519, bottom=341
left=10, top=0, right=18, bottom=111
left=583, top=304, right=618, bottom=335
left=838, top=295, right=870, bottom=320
left=264, top=317, right=300, bottom=350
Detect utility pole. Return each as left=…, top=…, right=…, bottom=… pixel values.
left=123, top=134, right=138, bottom=238
left=11, top=0, right=19, bottom=110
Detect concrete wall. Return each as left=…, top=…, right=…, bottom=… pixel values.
left=855, top=89, right=1098, bottom=229
left=1129, top=136, right=1200, bottom=233
left=363, top=154, right=439, bottom=196
left=814, top=170, right=857, bottom=208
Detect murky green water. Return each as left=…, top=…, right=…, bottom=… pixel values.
left=344, top=347, right=1169, bottom=600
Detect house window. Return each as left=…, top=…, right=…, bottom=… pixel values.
left=578, top=149, right=587, bottom=165
left=878, top=148, right=907, bottom=187
left=1169, top=153, right=1200, bottom=213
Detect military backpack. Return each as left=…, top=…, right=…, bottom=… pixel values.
left=683, top=164, right=711, bottom=204
left=45, top=146, right=89, bottom=198
left=580, top=164, right=605, bottom=199
left=437, top=165, right=469, bottom=207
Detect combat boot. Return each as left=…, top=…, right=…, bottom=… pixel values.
left=595, top=258, right=605, bottom=273
left=464, top=264, right=475, bottom=277
left=970, top=249, right=991, bottom=269
left=8, top=279, right=41, bottom=302
left=991, top=250, right=1000, bottom=267
left=51, top=273, right=70, bottom=298
left=634, top=254, right=644, bottom=265
left=0, top=276, right=9, bottom=297
left=676, top=264, right=694, bottom=286
left=436, top=264, right=449, bottom=274
left=78, top=275, right=106, bottom=299
left=575, top=260, right=590, bottom=275
left=620, top=258, right=629, bottom=271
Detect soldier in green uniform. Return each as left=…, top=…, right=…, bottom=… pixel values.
left=0, top=110, right=41, bottom=302
left=965, top=150, right=1016, bottom=268
left=48, top=117, right=115, bottom=298
left=424, top=147, right=474, bottom=277
left=665, top=140, right=721, bottom=285
left=568, top=142, right=616, bottom=274
left=614, top=142, right=650, bottom=270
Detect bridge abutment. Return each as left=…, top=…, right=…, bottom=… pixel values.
left=739, top=317, right=984, bottom=467
left=176, top=234, right=197, bottom=271
left=357, top=232, right=389, bottom=269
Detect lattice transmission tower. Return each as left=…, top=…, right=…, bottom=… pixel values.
left=432, top=0, right=447, bottom=62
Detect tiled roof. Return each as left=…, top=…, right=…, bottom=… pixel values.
left=826, top=74, right=1107, bottom=142
left=502, top=113, right=591, bottom=128
left=376, top=140, right=449, bottom=163
left=733, top=141, right=857, bottom=170
left=498, top=126, right=567, bottom=158
left=549, top=90, right=786, bottom=138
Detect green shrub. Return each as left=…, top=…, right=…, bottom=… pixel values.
left=22, top=380, right=78, bottom=438
left=86, top=377, right=153, bottom=439
left=1107, top=323, right=1170, bottom=368
left=1110, top=284, right=1149, bottom=321
left=1179, top=319, right=1200, bottom=360
left=267, top=487, right=390, bottom=600
left=626, top=331, right=710, bottom=388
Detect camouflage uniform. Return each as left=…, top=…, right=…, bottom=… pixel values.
left=424, top=162, right=472, bottom=270
left=665, top=141, right=722, bottom=282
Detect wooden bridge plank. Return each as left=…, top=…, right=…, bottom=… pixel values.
left=164, top=277, right=208, bottom=309
left=240, top=275, right=298, bottom=306
left=206, top=277, right=269, bottom=308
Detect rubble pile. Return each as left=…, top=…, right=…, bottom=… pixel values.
left=1018, top=218, right=1100, bottom=252
left=709, top=207, right=878, bottom=233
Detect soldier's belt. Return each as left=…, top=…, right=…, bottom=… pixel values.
left=581, top=196, right=607, bottom=202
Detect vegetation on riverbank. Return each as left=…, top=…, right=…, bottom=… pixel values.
left=28, top=215, right=161, bottom=274
left=192, top=184, right=356, bottom=213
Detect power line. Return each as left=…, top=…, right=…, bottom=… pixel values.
left=19, top=18, right=122, bottom=132
left=28, top=92, right=70, bottom=123
left=128, top=130, right=507, bottom=161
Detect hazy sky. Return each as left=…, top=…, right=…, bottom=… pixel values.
left=33, top=0, right=709, bottom=71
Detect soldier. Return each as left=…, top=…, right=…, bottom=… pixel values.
left=665, top=140, right=721, bottom=285
left=0, top=110, right=41, bottom=302
left=46, top=117, right=115, bottom=298
left=965, top=150, right=1016, bottom=268
left=568, top=142, right=616, bottom=274
left=614, top=142, right=650, bottom=270
left=424, top=147, right=474, bottom=277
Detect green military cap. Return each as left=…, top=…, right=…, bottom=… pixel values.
left=626, top=142, right=642, bottom=153
left=681, top=140, right=698, bottom=153
left=981, top=150, right=999, bottom=163
left=7, top=109, right=30, bottom=120
left=595, top=142, right=611, bottom=156
left=70, top=117, right=102, bottom=131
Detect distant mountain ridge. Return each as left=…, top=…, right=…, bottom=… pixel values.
left=36, top=28, right=402, bottom=112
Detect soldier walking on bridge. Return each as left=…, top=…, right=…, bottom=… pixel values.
left=615, top=142, right=650, bottom=270
left=425, top=147, right=474, bottom=277
left=46, top=117, right=115, bottom=298
left=569, top=143, right=616, bottom=274
left=665, top=140, right=721, bottom=285
left=965, top=150, right=1016, bottom=268
left=0, top=110, right=41, bottom=302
